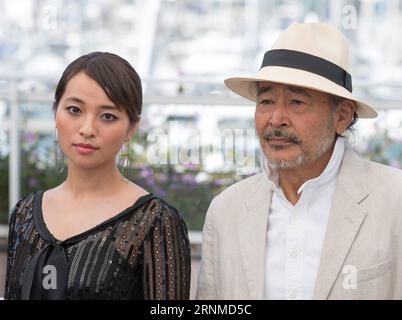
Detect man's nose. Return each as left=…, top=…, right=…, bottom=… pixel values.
left=269, top=102, right=288, bottom=128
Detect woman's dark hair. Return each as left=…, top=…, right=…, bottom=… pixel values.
left=53, top=52, right=142, bottom=124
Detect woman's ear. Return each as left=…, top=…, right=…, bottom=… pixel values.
left=53, top=100, right=59, bottom=120
left=125, top=116, right=141, bottom=142
left=335, top=100, right=356, bottom=135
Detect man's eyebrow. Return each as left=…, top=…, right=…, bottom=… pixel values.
left=257, top=86, right=273, bottom=96
left=286, top=86, right=312, bottom=98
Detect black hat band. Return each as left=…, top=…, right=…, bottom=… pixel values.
left=260, top=49, right=352, bottom=92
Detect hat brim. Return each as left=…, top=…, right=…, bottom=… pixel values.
left=224, top=66, right=378, bottom=119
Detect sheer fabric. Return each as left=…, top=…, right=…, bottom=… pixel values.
left=5, top=191, right=191, bottom=300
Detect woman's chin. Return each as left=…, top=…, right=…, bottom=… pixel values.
left=67, top=158, right=109, bottom=171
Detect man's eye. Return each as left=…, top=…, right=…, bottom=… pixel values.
left=259, top=99, right=274, bottom=105
left=101, top=113, right=118, bottom=121
left=66, top=106, right=80, bottom=114
left=291, top=99, right=305, bottom=106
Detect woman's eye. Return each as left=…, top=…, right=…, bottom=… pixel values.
left=66, top=106, right=80, bottom=114
left=101, top=113, right=118, bottom=121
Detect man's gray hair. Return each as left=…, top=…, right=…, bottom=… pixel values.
left=328, top=94, right=359, bottom=137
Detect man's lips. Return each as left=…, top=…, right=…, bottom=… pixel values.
left=263, top=130, right=301, bottom=145
left=266, top=138, right=295, bottom=144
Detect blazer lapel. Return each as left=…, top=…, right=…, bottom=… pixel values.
left=237, top=173, right=273, bottom=299
left=313, top=149, right=370, bottom=299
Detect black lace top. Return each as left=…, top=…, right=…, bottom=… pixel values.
left=4, top=191, right=191, bottom=300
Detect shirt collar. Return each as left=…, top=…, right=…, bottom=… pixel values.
left=261, top=137, right=346, bottom=195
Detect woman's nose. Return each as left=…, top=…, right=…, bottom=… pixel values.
left=79, top=117, right=96, bottom=137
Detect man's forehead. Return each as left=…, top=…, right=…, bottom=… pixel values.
left=257, top=82, right=313, bottom=97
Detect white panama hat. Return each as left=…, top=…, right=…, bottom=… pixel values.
left=224, top=22, right=378, bottom=118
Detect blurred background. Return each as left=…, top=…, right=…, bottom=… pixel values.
left=0, top=0, right=401, bottom=298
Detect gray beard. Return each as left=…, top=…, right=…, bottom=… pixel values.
left=265, top=134, right=335, bottom=170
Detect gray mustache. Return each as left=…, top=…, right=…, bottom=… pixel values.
left=263, top=130, right=302, bottom=144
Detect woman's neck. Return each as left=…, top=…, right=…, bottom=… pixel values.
left=61, top=161, right=129, bottom=200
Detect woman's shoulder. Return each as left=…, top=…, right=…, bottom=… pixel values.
left=131, top=194, right=186, bottom=230
left=141, top=195, right=180, bottom=217
left=7, top=191, right=40, bottom=233
left=113, top=194, right=189, bottom=268
left=10, top=191, right=38, bottom=218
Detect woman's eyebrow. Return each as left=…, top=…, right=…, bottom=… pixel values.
left=65, top=96, right=85, bottom=104
left=65, top=97, right=121, bottom=111
left=99, top=105, right=121, bottom=112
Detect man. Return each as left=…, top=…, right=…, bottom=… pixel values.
left=196, top=22, right=402, bottom=300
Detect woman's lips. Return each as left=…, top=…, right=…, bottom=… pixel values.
left=73, top=144, right=98, bottom=154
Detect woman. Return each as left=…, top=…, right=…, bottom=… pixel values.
left=4, top=52, right=191, bottom=300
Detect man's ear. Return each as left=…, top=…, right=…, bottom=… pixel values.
left=124, top=116, right=141, bottom=142
left=335, top=100, right=356, bottom=135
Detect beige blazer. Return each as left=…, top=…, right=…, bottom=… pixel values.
left=196, top=149, right=402, bottom=299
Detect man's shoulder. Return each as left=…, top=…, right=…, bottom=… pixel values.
left=345, top=152, right=402, bottom=208
left=209, top=172, right=266, bottom=209
left=205, top=172, right=268, bottom=227
left=343, top=148, right=402, bottom=185
left=348, top=155, right=402, bottom=233
left=361, top=157, right=402, bottom=184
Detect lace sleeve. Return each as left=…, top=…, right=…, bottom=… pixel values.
left=141, top=203, right=191, bottom=300
left=4, top=199, right=23, bottom=299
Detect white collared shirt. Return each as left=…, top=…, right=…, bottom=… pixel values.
left=262, top=138, right=346, bottom=300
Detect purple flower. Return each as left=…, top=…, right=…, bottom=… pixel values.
left=212, top=179, right=225, bottom=186
left=183, top=162, right=199, bottom=171
left=390, top=160, right=402, bottom=169
left=169, top=183, right=179, bottom=190
left=181, top=174, right=197, bottom=186
left=155, top=187, right=166, bottom=198
left=28, top=177, right=39, bottom=188
left=134, top=163, right=146, bottom=170
left=212, top=178, right=232, bottom=187
left=145, top=176, right=155, bottom=187
left=155, top=173, right=168, bottom=183
left=23, top=132, right=36, bottom=143
left=139, top=167, right=154, bottom=178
